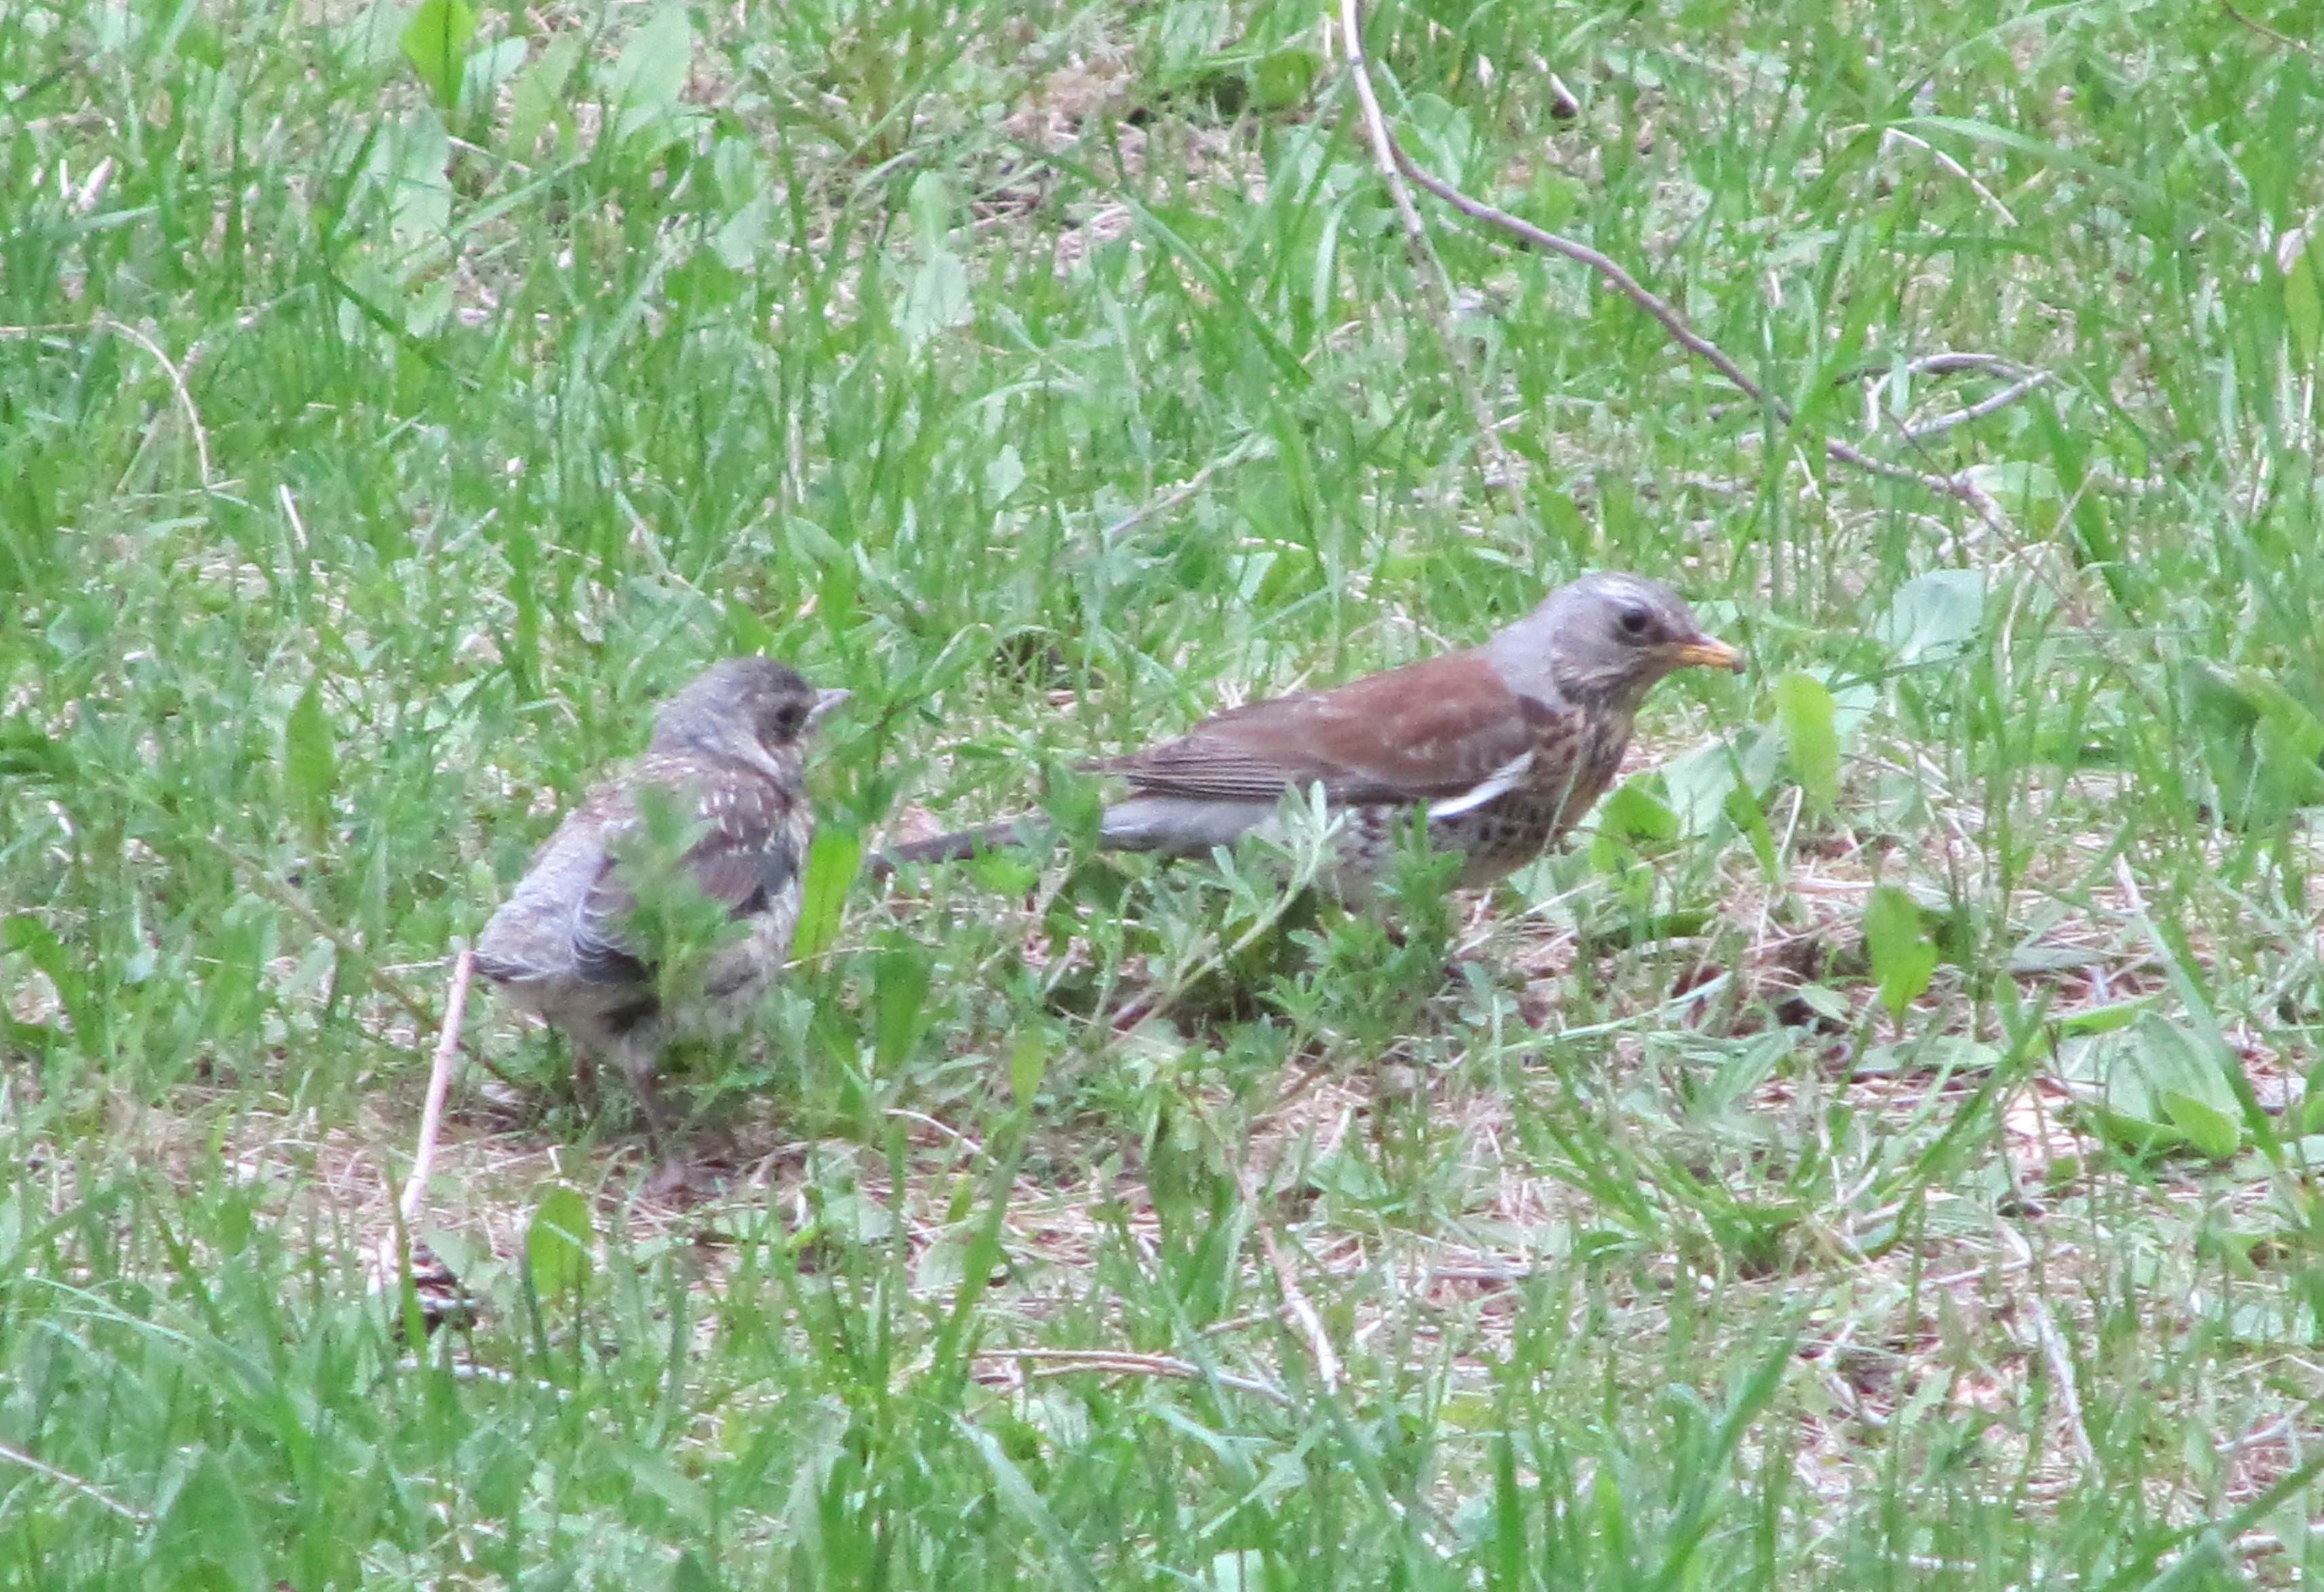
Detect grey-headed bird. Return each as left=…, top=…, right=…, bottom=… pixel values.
left=477, top=658, right=845, bottom=1152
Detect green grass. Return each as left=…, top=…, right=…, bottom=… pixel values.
left=5, top=0, right=2324, bottom=1584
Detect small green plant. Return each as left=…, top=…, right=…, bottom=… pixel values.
left=3, top=0, right=2321, bottom=1582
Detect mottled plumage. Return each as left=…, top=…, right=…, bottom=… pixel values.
left=878, top=573, right=1739, bottom=895
left=477, top=657, right=846, bottom=1147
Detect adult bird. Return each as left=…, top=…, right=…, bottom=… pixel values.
left=476, top=657, right=847, bottom=1156
left=875, top=572, right=1739, bottom=896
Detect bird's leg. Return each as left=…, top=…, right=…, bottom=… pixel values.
left=616, top=1039, right=685, bottom=1179
left=632, top=1067, right=709, bottom=1203
left=568, top=1038, right=604, bottom=1115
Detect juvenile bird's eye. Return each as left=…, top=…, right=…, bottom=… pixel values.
left=1617, top=604, right=1654, bottom=638
left=770, top=704, right=807, bottom=739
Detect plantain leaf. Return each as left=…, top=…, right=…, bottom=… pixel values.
left=1863, top=883, right=1937, bottom=1023
left=526, top=1185, right=593, bottom=1303
left=1873, top=570, right=1987, bottom=666
left=1773, top=671, right=1841, bottom=814
left=400, top=0, right=477, bottom=111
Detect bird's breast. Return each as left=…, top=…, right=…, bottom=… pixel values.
left=1510, top=699, right=1630, bottom=805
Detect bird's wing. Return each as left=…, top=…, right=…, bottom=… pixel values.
left=475, top=801, right=623, bottom=986
left=1095, top=652, right=1560, bottom=807
left=566, top=759, right=807, bottom=985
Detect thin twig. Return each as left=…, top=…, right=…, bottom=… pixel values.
left=2219, top=1415, right=2294, bottom=1456
left=0, top=1439, right=147, bottom=1525
left=978, top=1347, right=1291, bottom=1405
left=2221, top=0, right=2313, bottom=52
left=215, top=844, right=519, bottom=1089
left=1834, top=352, right=2036, bottom=384
left=217, top=846, right=437, bottom=1031
left=1256, top=1220, right=1342, bottom=1392
left=1331, top=0, right=2028, bottom=530
left=1331, top=0, right=1524, bottom=510
left=1100, top=430, right=1274, bottom=542
left=1877, top=128, right=2020, bottom=227
left=93, top=314, right=217, bottom=492
left=400, top=948, right=473, bottom=1225
left=1901, top=371, right=2056, bottom=443
left=1896, top=352, right=2025, bottom=379
left=1233, top=1146, right=1344, bottom=1393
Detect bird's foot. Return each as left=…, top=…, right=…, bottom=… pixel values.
left=570, top=1047, right=605, bottom=1113
left=643, top=1152, right=716, bottom=1204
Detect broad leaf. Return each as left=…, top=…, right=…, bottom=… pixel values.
left=611, top=3, right=691, bottom=115
left=2287, top=237, right=2322, bottom=369
left=526, top=1185, right=594, bottom=1302
left=1773, top=671, right=1841, bottom=813
left=1008, top=1028, right=1049, bottom=1107
left=1863, top=883, right=1937, bottom=1022
left=399, top=0, right=477, bottom=111
left=872, top=941, right=932, bottom=1073
left=900, top=253, right=971, bottom=350
left=2059, top=1013, right=2248, bottom=1161
left=790, top=827, right=862, bottom=961
left=1873, top=570, right=1987, bottom=666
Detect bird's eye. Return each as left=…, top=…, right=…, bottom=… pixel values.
left=1617, top=605, right=1655, bottom=638
left=769, top=705, right=807, bottom=739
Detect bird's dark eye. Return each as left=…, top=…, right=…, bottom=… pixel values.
left=769, top=704, right=807, bottom=739
left=1617, top=605, right=1655, bottom=638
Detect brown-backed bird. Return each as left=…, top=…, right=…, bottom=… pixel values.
left=877, top=572, right=1739, bottom=895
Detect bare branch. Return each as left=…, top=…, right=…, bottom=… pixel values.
left=401, top=948, right=474, bottom=1225
left=0, top=1439, right=147, bottom=1525
left=2221, top=0, right=2313, bottom=52
left=978, top=1347, right=1291, bottom=1405
left=94, top=314, right=217, bottom=492
left=1331, top=0, right=1524, bottom=509
left=1901, top=370, right=2055, bottom=443
left=1329, top=0, right=2021, bottom=529
left=214, top=844, right=520, bottom=1090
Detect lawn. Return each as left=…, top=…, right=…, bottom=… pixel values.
left=4, top=0, right=2323, bottom=1585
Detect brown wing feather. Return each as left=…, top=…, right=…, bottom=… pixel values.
left=1096, top=652, right=1545, bottom=805
left=572, top=758, right=803, bottom=984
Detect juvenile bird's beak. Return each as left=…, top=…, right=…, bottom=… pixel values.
left=810, top=688, right=852, bottom=724
left=1670, top=636, right=1744, bottom=673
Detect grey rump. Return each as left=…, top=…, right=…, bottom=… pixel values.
left=476, top=657, right=845, bottom=1148
left=878, top=572, right=1743, bottom=897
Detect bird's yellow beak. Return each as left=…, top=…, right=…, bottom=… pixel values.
left=1670, top=636, right=1744, bottom=673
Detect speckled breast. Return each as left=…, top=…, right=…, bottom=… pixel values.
left=1431, top=710, right=1634, bottom=887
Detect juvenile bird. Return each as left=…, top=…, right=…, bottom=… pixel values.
left=476, top=658, right=847, bottom=1153
left=877, top=572, right=1739, bottom=895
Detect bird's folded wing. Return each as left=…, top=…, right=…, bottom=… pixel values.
left=1096, top=652, right=1558, bottom=807
left=475, top=804, right=620, bottom=984
left=571, top=768, right=803, bottom=984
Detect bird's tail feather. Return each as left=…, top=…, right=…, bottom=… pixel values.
left=866, top=816, right=1054, bottom=878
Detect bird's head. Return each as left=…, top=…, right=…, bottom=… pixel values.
left=1490, top=572, right=1743, bottom=711
left=650, top=656, right=849, bottom=776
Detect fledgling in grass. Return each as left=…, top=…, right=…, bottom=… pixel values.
left=876, top=572, right=1741, bottom=897
left=475, top=658, right=847, bottom=1174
